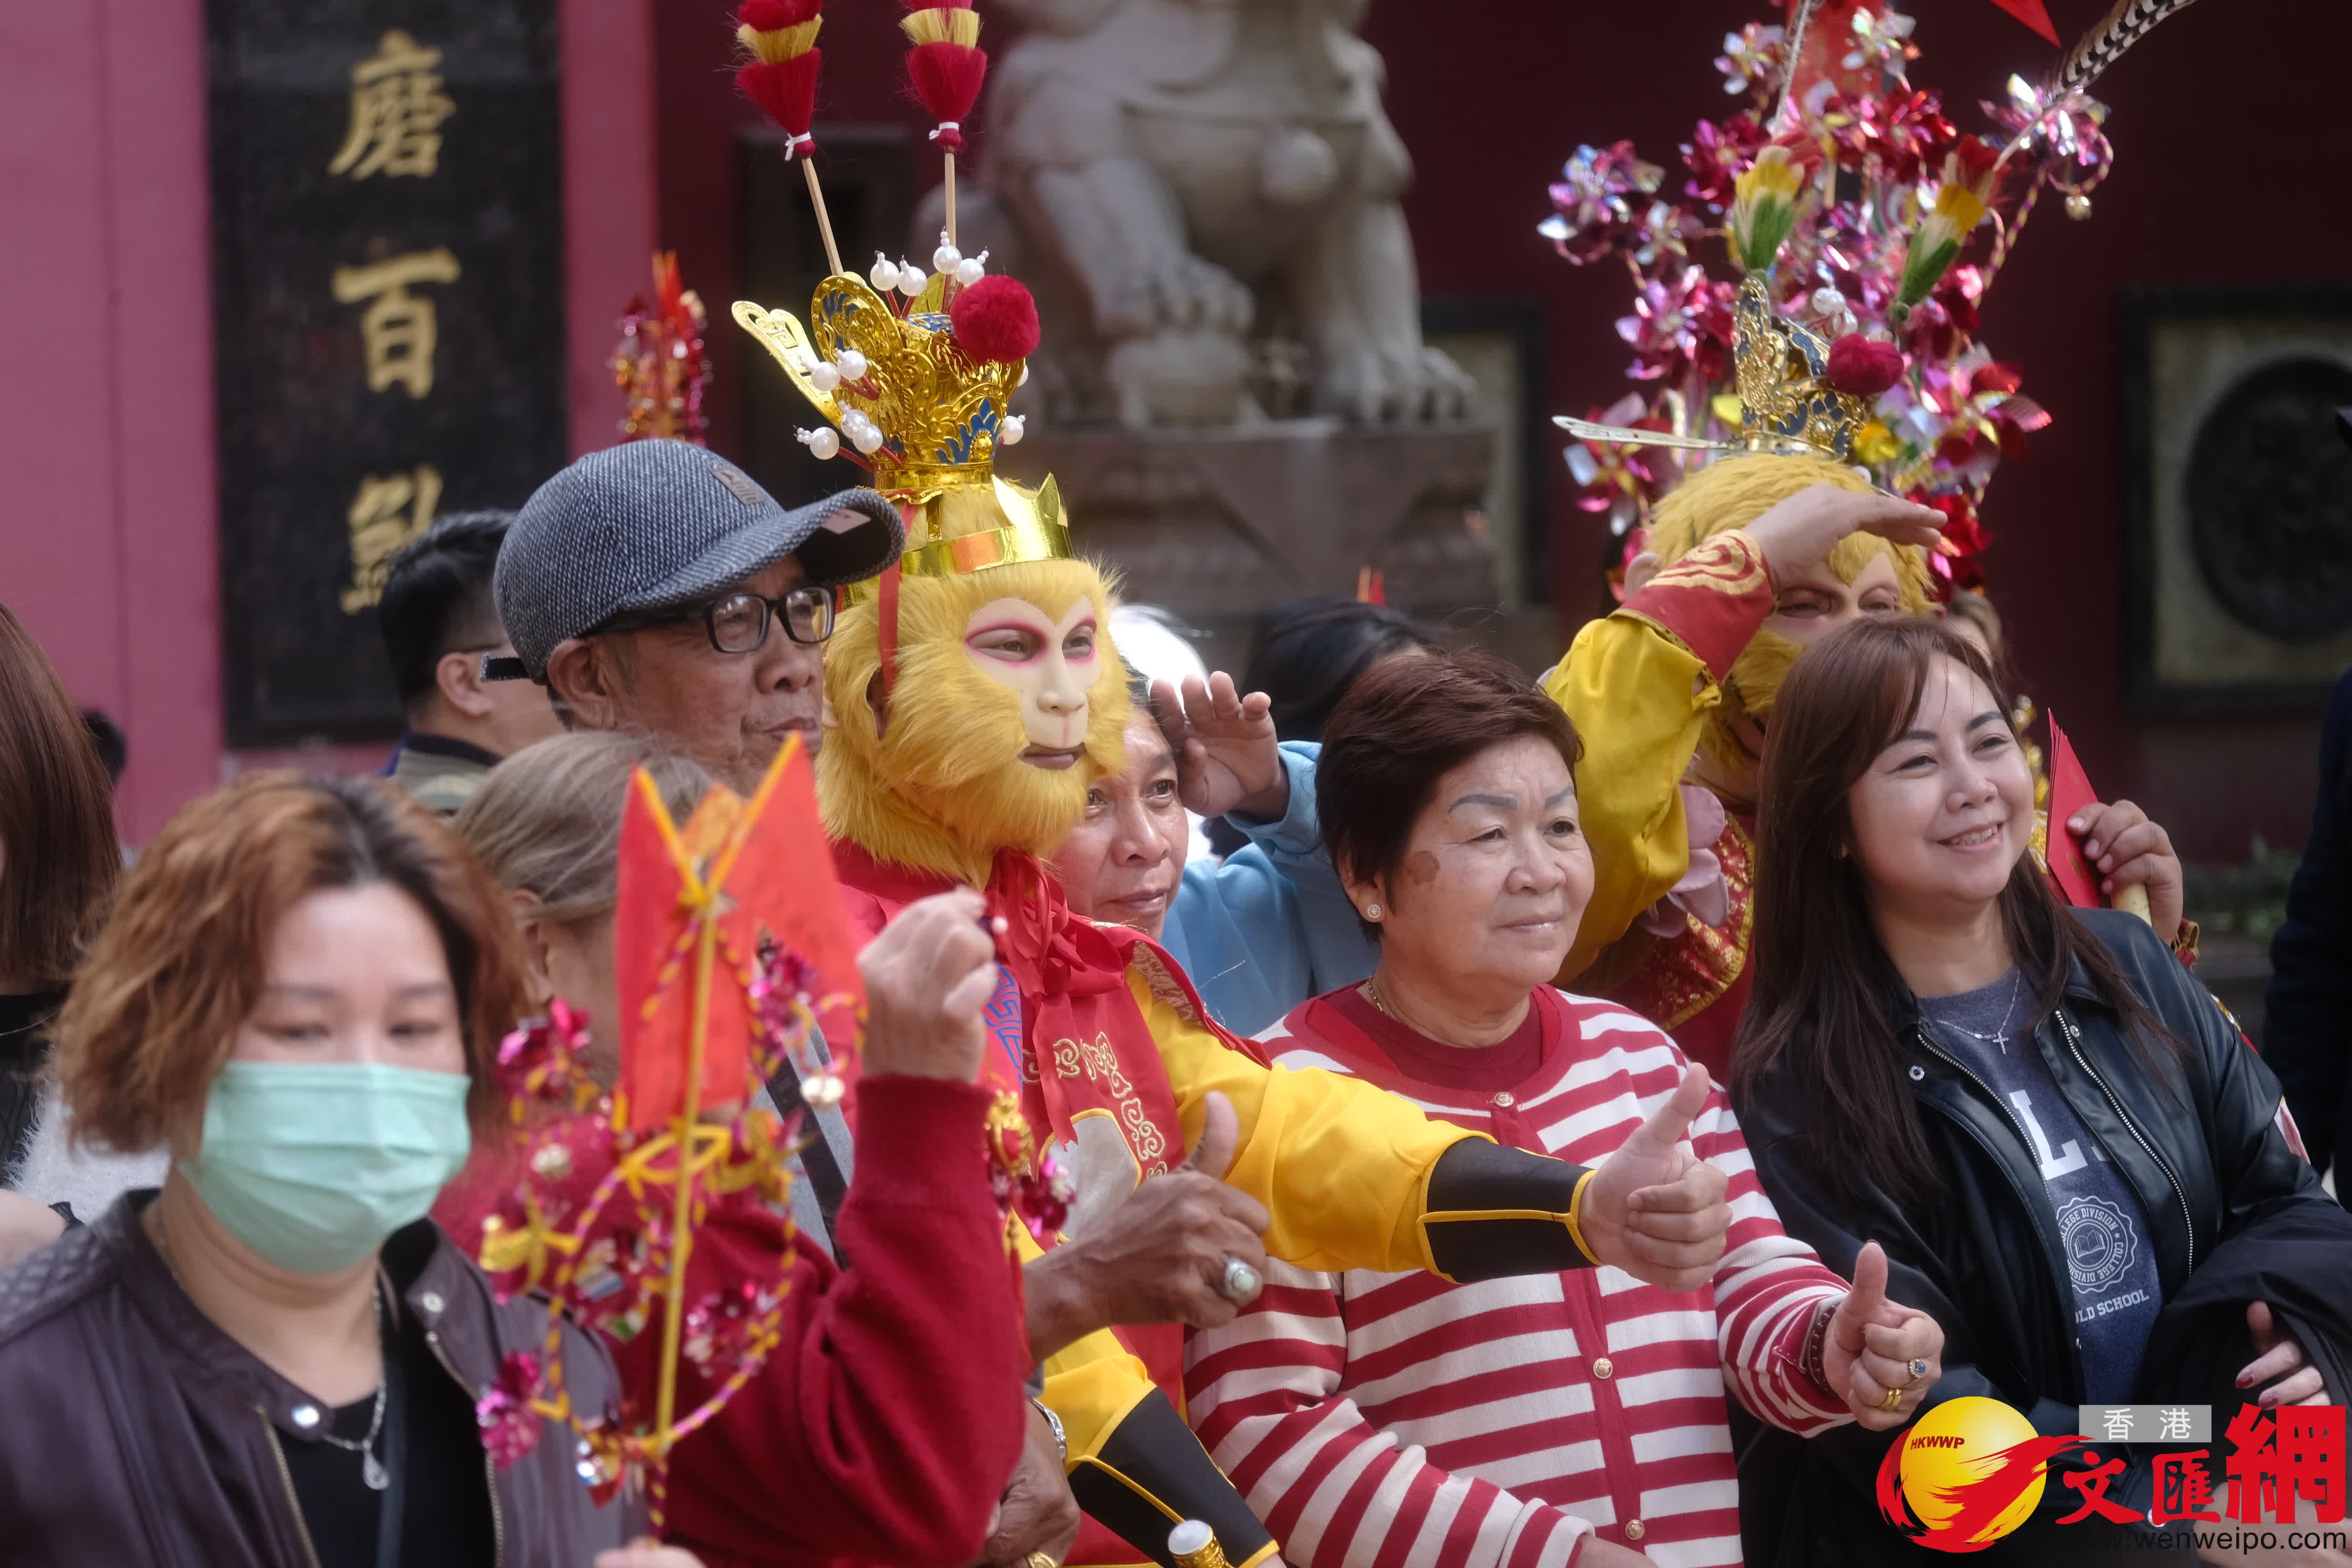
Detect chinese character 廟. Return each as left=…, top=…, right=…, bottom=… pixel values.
left=328, top=29, right=455, bottom=179
left=340, top=466, right=442, bottom=612
left=332, top=249, right=461, bottom=399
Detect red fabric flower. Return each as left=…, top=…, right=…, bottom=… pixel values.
left=1825, top=334, right=1905, bottom=397
left=477, top=1352, right=545, bottom=1468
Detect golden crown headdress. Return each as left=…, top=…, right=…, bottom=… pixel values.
left=1557, top=270, right=1877, bottom=463
left=734, top=256, right=1065, bottom=607
left=730, top=0, right=1064, bottom=609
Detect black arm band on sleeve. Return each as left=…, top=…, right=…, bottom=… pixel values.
left=1419, top=1139, right=1594, bottom=1282
left=1066, top=1389, right=1275, bottom=1568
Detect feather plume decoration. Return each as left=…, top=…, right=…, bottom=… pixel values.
left=2051, top=0, right=2204, bottom=92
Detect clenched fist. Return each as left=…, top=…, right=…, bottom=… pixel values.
left=859, top=889, right=1003, bottom=1083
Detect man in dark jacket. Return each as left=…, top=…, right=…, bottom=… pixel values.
left=378, top=511, right=565, bottom=815
left=2265, top=665, right=2352, bottom=1201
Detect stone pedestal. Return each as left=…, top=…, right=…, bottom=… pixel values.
left=995, top=418, right=1498, bottom=664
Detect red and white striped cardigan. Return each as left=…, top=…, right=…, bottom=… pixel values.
left=1182, top=986, right=1855, bottom=1568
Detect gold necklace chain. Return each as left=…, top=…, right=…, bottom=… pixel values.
left=1361, top=976, right=1399, bottom=1021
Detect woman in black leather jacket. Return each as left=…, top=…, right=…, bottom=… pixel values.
left=1729, top=617, right=2352, bottom=1566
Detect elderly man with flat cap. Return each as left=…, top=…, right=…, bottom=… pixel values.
left=487, top=438, right=902, bottom=790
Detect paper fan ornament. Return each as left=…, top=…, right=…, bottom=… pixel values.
left=612, top=252, right=712, bottom=445
left=1541, top=0, right=2202, bottom=601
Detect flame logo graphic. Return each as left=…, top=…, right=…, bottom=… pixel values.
left=1876, top=1398, right=2085, bottom=1552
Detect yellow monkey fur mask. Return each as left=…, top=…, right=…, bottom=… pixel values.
left=819, top=557, right=1132, bottom=886
left=1642, top=453, right=1934, bottom=786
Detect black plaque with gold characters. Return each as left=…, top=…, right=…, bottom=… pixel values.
left=208, top=0, right=565, bottom=745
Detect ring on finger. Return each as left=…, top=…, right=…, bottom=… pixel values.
left=1220, top=1256, right=1262, bottom=1305
left=1027, top=1553, right=1060, bottom=1568
left=1877, top=1384, right=1905, bottom=1412
left=1905, top=1358, right=1930, bottom=1386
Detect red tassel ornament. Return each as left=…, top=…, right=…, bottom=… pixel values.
left=733, top=0, right=842, bottom=274
left=900, top=4, right=987, bottom=152
left=900, top=3, right=989, bottom=249
left=734, top=0, right=824, bottom=159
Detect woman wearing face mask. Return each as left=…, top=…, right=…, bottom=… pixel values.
left=0, top=771, right=660, bottom=1566
left=442, top=731, right=1051, bottom=1568
left=1184, top=650, right=1945, bottom=1568
left=1733, top=617, right=2352, bottom=1565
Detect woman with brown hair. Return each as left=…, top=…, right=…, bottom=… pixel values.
left=1185, top=649, right=1943, bottom=1568
left=0, top=599, right=121, bottom=1180
left=0, top=770, right=657, bottom=1566
left=1733, top=616, right=2352, bottom=1564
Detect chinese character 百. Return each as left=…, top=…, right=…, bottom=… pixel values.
left=2055, top=1456, right=2145, bottom=1526
left=2281, top=1406, right=2346, bottom=1525
left=2158, top=1407, right=2196, bottom=1442
left=2225, top=1405, right=2282, bottom=1525
left=328, top=29, right=455, bottom=179
left=2151, top=1451, right=2221, bottom=1525
left=2102, top=1407, right=2136, bottom=1442
left=332, top=249, right=461, bottom=399
left=340, top=466, right=442, bottom=612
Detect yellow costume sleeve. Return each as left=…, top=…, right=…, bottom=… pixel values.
left=1543, top=529, right=1773, bottom=981
left=1019, top=1221, right=1278, bottom=1567
left=1132, top=965, right=1467, bottom=1274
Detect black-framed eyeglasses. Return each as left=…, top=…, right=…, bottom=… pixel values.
left=600, top=585, right=836, bottom=652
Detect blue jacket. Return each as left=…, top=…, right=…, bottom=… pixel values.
left=1160, top=742, right=1378, bottom=1038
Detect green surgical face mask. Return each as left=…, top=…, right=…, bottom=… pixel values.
left=178, top=1061, right=473, bottom=1276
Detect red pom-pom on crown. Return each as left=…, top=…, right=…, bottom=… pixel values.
left=949, top=275, right=1039, bottom=364
left=1825, top=334, right=1906, bottom=398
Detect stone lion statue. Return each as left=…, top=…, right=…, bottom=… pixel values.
left=923, top=0, right=1473, bottom=429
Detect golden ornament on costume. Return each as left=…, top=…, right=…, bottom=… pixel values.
left=1558, top=275, right=1875, bottom=464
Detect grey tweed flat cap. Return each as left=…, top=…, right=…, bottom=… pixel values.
left=490, top=438, right=903, bottom=682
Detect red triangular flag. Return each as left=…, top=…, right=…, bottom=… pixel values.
left=1983, top=0, right=2060, bottom=45
left=613, top=736, right=865, bottom=1132
left=2041, top=711, right=2102, bottom=908
left=714, top=735, right=867, bottom=1056
left=615, top=773, right=712, bottom=1131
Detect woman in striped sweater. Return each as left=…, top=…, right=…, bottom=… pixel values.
left=1182, top=649, right=1946, bottom=1568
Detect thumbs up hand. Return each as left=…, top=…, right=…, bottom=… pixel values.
left=1825, top=1240, right=1943, bottom=1429
left=1578, top=1064, right=1731, bottom=1294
